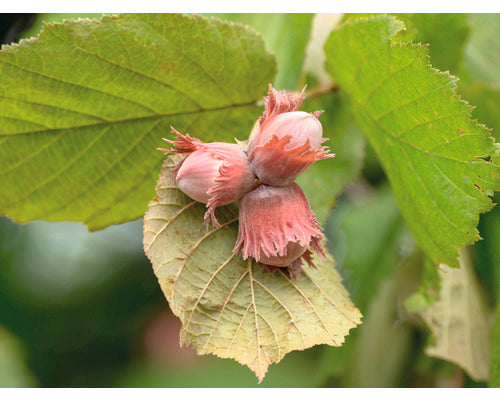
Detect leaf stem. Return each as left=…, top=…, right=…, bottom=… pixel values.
left=305, top=84, right=340, bottom=99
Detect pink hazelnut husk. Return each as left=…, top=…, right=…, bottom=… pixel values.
left=159, top=127, right=257, bottom=229
left=247, top=85, right=334, bottom=186
left=247, top=84, right=306, bottom=148
left=234, top=183, right=326, bottom=277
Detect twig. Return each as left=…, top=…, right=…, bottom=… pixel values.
left=305, top=83, right=340, bottom=99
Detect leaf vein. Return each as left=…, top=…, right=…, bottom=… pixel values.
left=0, top=58, right=156, bottom=116
left=376, top=79, right=455, bottom=121
left=144, top=200, right=197, bottom=252
left=253, top=279, right=307, bottom=347
left=182, top=251, right=237, bottom=334
left=362, top=56, right=419, bottom=106
left=400, top=144, right=460, bottom=229
left=49, top=25, right=204, bottom=110
left=278, top=270, right=338, bottom=345
left=171, top=217, right=239, bottom=285
left=136, top=14, right=230, bottom=102
left=3, top=125, right=112, bottom=208
left=0, top=132, right=63, bottom=177
left=201, top=270, right=249, bottom=354
left=42, top=118, right=164, bottom=219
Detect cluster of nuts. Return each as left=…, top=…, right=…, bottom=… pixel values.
left=159, top=85, right=334, bottom=277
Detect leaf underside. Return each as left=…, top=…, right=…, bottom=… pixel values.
left=143, top=156, right=362, bottom=382
left=325, top=15, right=500, bottom=267
left=0, top=13, right=275, bottom=230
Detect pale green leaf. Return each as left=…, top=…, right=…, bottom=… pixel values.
left=464, top=14, right=500, bottom=88
left=348, top=276, right=414, bottom=387
left=420, top=249, right=491, bottom=382
left=328, top=184, right=407, bottom=313
left=0, top=13, right=275, bottom=230
left=404, top=256, right=441, bottom=313
left=324, top=15, right=500, bottom=268
left=142, top=155, right=362, bottom=382
left=0, top=326, right=35, bottom=387
left=316, top=207, right=416, bottom=386
left=484, top=196, right=500, bottom=386
left=458, top=83, right=500, bottom=142
left=492, top=300, right=500, bottom=387
left=207, top=13, right=314, bottom=90
left=114, top=349, right=320, bottom=387
left=395, top=13, right=470, bottom=75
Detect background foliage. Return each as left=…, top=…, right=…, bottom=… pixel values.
left=0, top=13, right=499, bottom=387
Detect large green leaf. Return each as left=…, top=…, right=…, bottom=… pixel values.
left=325, top=15, right=500, bottom=268
left=207, top=13, right=313, bottom=90
left=143, top=156, right=362, bottom=382
left=0, top=13, right=275, bottom=230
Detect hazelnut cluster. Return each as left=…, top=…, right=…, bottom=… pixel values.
left=159, top=85, right=334, bottom=277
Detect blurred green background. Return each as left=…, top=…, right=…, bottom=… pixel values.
left=0, top=13, right=499, bottom=388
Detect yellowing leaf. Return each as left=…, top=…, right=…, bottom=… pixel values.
left=421, top=249, right=491, bottom=381
left=143, top=156, right=362, bottom=382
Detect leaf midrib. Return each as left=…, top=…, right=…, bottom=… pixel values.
left=0, top=99, right=259, bottom=138
left=1, top=14, right=264, bottom=137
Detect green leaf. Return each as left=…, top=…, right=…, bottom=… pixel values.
left=296, top=91, right=365, bottom=223
left=324, top=15, right=500, bottom=268
left=316, top=205, right=416, bottom=386
left=347, top=275, right=414, bottom=387
left=419, top=249, right=491, bottom=382
left=484, top=196, right=500, bottom=386
left=404, top=256, right=441, bottom=313
left=0, top=13, right=275, bottom=230
left=328, top=184, right=406, bottom=313
left=463, top=14, right=500, bottom=87
left=207, top=14, right=314, bottom=90
left=492, top=302, right=500, bottom=387
left=114, top=349, right=321, bottom=388
left=142, top=155, right=362, bottom=382
left=0, top=326, right=35, bottom=387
